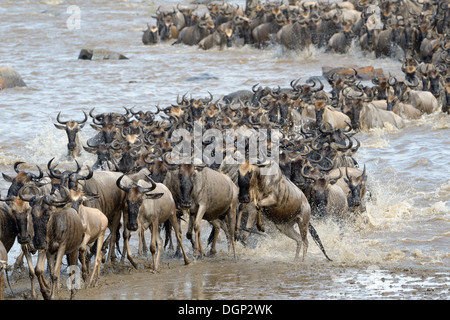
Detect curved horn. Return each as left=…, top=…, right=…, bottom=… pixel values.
left=56, top=111, right=68, bottom=125
left=301, top=164, right=316, bottom=182
left=138, top=176, right=157, bottom=193
left=79, top=111, right=88, bottom=125
left=47, top=158, right=63, bottom=179
left=75, top=161, right=93, bottom=181
left=116, top=174, right=131, bottom=192
left=329, top=168, right=342, bottom=184
left=19, top=184, right=41, bottom=202
left=14, top=161, right=25, bottom=173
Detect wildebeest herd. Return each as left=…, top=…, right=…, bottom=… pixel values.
left=0, top=0, right=448, bottom=300
left=145, top=0, right=449, bottom=112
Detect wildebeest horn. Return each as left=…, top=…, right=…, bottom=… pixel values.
left=290, top=78, right=301, bottom=91
left=13, top=161, right=43, bottom=180
left=116, top=174, right=131, bottom=192
left=405, top=76, right=419, bottom=88
left=18, top=184, right=41, bottom=202
left=162, top=152, right=179, bottom=170
left=138, top=175, right=157, bottom=193
left=252, top=83, right=260, bottom=93
left=56, top=111, right=69, bottom=125
left=14, top=161, right=26, bottom=173
left=76, top=162, right=93, bottom=181
left=47, top=157, right=63, bottom=179
left=301, top=164, right=316, bottom=182
left=202, top=91, right=214, bottom=104
left=328, top=168, right=342, bottom=184
left=307, top=77, right=324, bottom=92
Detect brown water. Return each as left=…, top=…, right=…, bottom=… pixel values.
left=0, top=0, right=449, bottom=300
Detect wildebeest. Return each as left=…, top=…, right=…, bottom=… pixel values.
left=48, top=161, right=126, bottom=263
left=0, top=200, right=17, bottom=256
left=2, top=161, right=44, bottom=198
left=277, top=18, right=312, bottom=51
left=116, top=174, right=190, bottom=270
left=29, top=192, right=84, bottom=300
left=199, top=28, right=233, bottom=50
left=237, top=160, right=331, bottom=261
left=328, top=21, right=353, bottom=54
left=53, top=111, right=88, bottom=159
left=302, top=166, right=349, bottom=219
left=329, top=166, right=368, bottom=215
left=342, top=87, right=405, bottom=130
left=1, top=190, right=40, bottom=299
left=252, top=9, right=286, bottom=48
left=67, top=188, right=108, bottom=287
left=175, top=15, right=214, bottom=46
left=164, top=158, right=238, bottom=259
left=142, top=24, right=159, bottom=45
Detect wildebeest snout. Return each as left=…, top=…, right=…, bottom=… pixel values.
left=238, top=194, right=251, bottom=203
left=127, top=221, right=139, bottom=232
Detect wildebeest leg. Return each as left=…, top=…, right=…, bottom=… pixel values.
left=89, top=228, right=106, bottom=287
left=258, top=194, right=277, bottom=207
left=67, top=250, right=79, bottom=300
left=163, top=220, right=174, bottom=251
left=168, top=212, right=190, bottom=265
left=13, top=251, right=25, bottom=271
left=296, top=216, right=309, bottom=262
left=21, top=244, right=37, bottom=299
left=106, top=213, right=121, bottom=263
left=256, top=207, right=264, bottom=232
left=35, top=250, right=50, bottom=299
left=123, top=227, right=138, bottom=269
left=50, top=244, right=67, bottom=300
left=138, top=226, right=148, bottom=256
left=238, top=203, right=257, bottom=244
left=193, top=204, right=207, bottom=259
left=208, top=220, right=221, bottom=256
left=228, top=200, right=237, bottom=259
left=79, top=234, right=91, bottom=282
left=149, top=221, right=161, bottom=272
left=185, top=210, right=196, bottom=249
left=275, top=221, right=306, bottom=261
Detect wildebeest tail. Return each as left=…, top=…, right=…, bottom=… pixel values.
left=308, top=223, right=332, bottom=261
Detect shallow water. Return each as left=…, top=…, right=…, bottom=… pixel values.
left=0, top=0, right=449, bottom=300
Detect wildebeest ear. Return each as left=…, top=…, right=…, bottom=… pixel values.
left=54, top=123, right=66, bottom=130
left=145, top=193, right=164, bottom=200
left=2, top=173, right=13, bottom=182
left=343, top=178, right=349, bottom=184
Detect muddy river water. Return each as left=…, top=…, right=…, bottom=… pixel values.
left=0, top=0, right=448, bottom=300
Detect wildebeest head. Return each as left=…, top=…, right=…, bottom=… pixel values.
left=302, top=166, right=342, bottom=218
left=116, top=174, right=163, bottom=231
left=237, top=161, right=257, bottom=204
left=47, top=158, right=93, bottom=192
left=54, top=111, right=88, bottom=158
left=24, top=190, right=70, bottom=250
left=344, top=165, right=367, bottom=208
left=142, top=24, right=159, bottom=45
left=0, top=191, right=31, bottom=245
left=2, top=162, right=44, bottom=198
left=178, top=164, right=196, bottom=209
